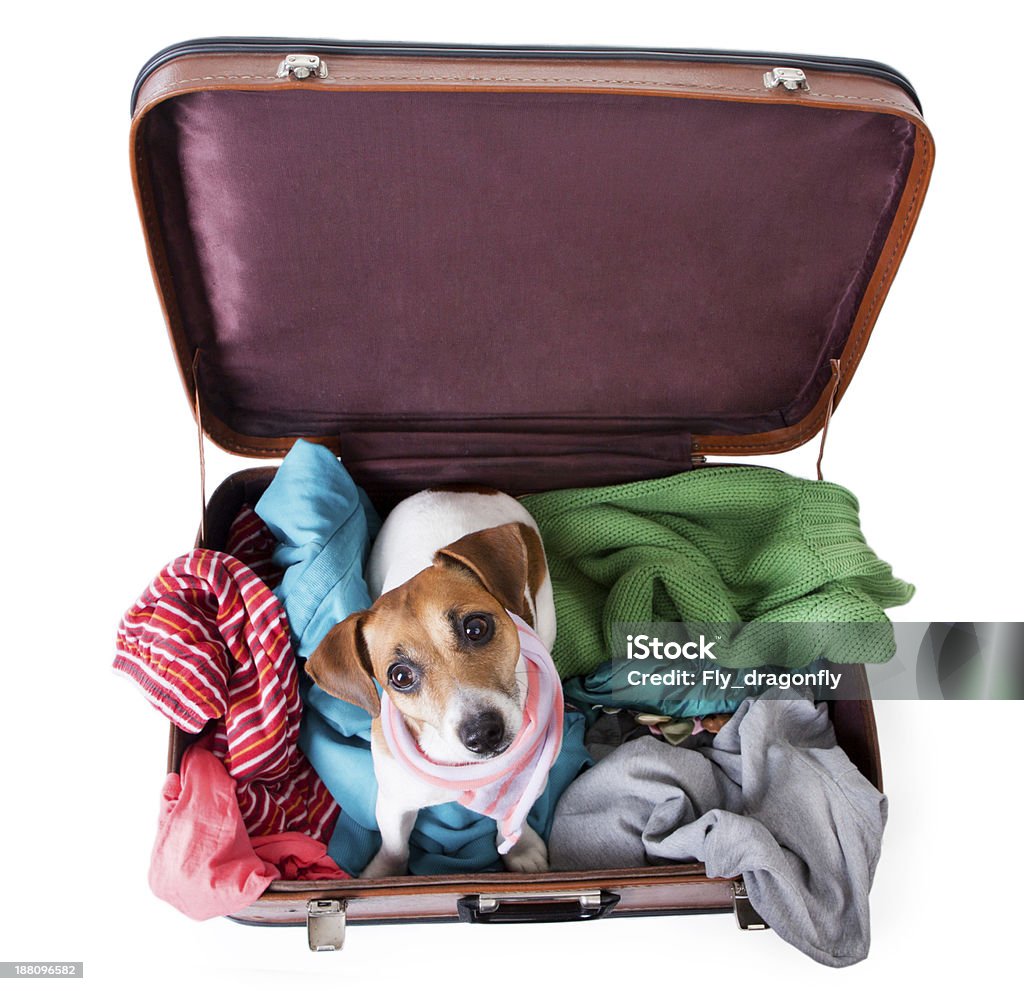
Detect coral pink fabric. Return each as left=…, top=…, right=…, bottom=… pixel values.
left=149, top=745, right=347, bottom=921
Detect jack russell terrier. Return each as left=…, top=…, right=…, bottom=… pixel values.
left=305, top=487, right=561, bottom=878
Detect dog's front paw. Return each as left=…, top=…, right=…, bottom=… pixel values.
left=501, top=825, right=549, bottom=873
left=360, top=851, right=408, bottom=879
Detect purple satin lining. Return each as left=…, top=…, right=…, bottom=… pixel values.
left=142, top=89, right=915, bottom=460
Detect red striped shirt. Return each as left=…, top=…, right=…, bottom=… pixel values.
left=114, top=508, right=338, bottom=842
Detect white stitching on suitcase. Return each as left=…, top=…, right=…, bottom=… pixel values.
left=142, top=73, right=919, bottom=113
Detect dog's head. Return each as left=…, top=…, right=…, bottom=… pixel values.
left=306, top=522, right=546, bottom=762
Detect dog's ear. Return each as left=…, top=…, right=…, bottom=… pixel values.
left=305, top=610, right=381, bottom=717
left=434, top=523, right=532, bottom=620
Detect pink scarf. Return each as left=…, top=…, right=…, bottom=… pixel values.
left=379, top=613, right=564, bottom=854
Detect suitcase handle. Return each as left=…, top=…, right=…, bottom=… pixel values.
left=457, top=889, right=620, bottom=924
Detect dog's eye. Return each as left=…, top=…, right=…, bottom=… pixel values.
left=387, top=663, right=418, bottom=691
left=463, top=613, right=494, bottom=644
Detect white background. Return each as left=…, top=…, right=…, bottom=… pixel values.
left=3, top=0, right=1021, bottom=987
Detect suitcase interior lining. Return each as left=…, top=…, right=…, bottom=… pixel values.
left=139, top=90, right=916, bottom=450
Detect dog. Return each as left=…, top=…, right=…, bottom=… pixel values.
left=305, top=487, right=559, bottom=878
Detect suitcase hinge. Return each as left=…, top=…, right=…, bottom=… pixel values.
left=306, top=898, right=347, bottom=951
left=277, top=54, right=329, bottom=80
left=763, top=67, right=809, bottom=92
left=732, top=879, right=769, bottom=931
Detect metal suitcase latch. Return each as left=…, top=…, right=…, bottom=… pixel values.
left=732, top=879, right=769, bottom=931
left=763, top=66, right=809, bottom=92
left=307, top=898, right=347, bottom=951
left=277, top=54, right=329, bottom=80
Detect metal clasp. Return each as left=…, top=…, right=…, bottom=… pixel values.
left=763, top=67, right=809, bottom=92
left=307, top=898, right=346, bottom=951
left=732, top=879, right=769, bottom=931
left=277, top=54, right=329, bottom=80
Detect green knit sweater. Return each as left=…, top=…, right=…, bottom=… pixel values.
left=519, top=467, right=913, bottom=678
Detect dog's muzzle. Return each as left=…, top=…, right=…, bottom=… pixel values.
left=458, top=708, right=508, bottom=756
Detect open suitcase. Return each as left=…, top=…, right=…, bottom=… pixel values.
left=129, top=38, right=933, bottom=949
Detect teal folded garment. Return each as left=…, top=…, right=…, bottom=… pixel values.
left=255, top=440, right=592, bottom=876
left=255, top=438, right=382, bottom=660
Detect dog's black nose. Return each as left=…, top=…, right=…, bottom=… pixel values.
left=459, top=709, right=506, bottom=754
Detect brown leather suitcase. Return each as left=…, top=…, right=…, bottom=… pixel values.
left=129, top=38, right=933, bottom=949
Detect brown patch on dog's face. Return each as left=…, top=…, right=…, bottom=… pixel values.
left=360, top=562, right=523, bottom=760
left=305, top=608, right=379, bottom=717
left=434, top=523, right=536, bottom=629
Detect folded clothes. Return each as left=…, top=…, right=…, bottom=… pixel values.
left=224, top=503, right=286, bottom=589
left=256, top=440, right=593, bottom=875
left=254, top=438, right=382, bottom=660
left=549, top=689, right=887, bottom=967
left=114, top=517, right=338, bottom=841
left=579, top=709, right=659, bottom=761
left=150, top=745, right=347, bottom=921
left=520, top=466, right=914, bottom=678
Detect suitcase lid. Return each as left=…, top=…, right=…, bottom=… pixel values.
left=130, top=39, right=933, bottom=491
